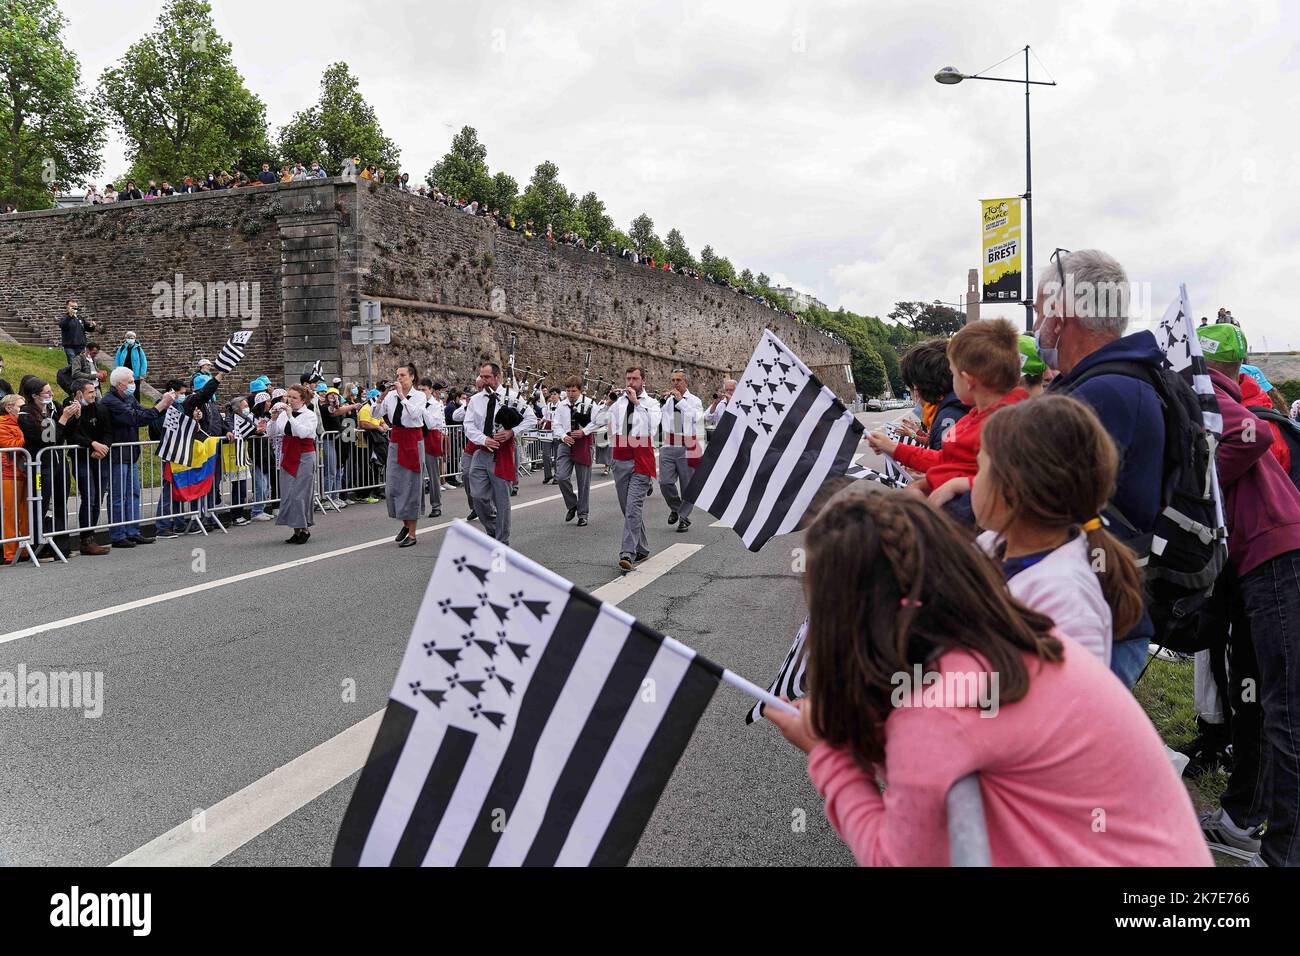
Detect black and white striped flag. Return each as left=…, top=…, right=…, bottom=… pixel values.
left=745, top=617, right=808, bottom=724
left=683, top=330, right=864, bottom=552
left=1156, top=285, right=1223, bottom=437
left=307, top=359, right=324, bottom=384
left=231, top=411, right=257, bottom=440
left=214, top=330, right=253, bottom=374
left=332, top=520, right=723, bottom=867
left=157, top=405, right=196, bottom=466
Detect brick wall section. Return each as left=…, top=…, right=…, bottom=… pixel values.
left=0, top=179, right=852, bottom=399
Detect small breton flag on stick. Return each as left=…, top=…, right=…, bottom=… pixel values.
left=745, top=616, right=809, bottom=724
left=214, top=330, right=253, bottom=374
left=331, top=521, right=793, bottom=867
left=683, top=330, right=864, bottom=552
left=157, top=404, right=196, bottom=466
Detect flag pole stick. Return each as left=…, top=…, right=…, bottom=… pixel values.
left=660, top=635, right=798, bottom=715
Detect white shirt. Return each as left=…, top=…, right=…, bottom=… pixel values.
left=705, top=398, right=730, bottom=427
left=593, top=390, right=661, bottom=440
left=661, top=389, right=704, bottom=443
left=269, top=407, right=318, bottom=439
left=552, top=395, right=600, bottom=439
left=423, top=395, right=446, bottom=432
left=464, top=386, right=537, bottom=445
left=374, top=388, right=427, bottom=428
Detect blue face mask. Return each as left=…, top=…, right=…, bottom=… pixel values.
left=124, top=384, right=136, bottom=397
left=1034, top=329, right=1060, bottom=372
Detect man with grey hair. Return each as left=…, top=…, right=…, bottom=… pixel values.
left=101, top=367, right=177, bottom=548
left=1040, top=248, right=1169, bottom=688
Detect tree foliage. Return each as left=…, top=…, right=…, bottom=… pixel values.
left=517, top=160, right=576, bottom=231
left=277, top=61, right=399, bottom=173
left=425, top=125, right=491, bottom=203
left=99, top=0, right=274, bottom=182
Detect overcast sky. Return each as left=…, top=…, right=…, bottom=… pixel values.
left=59, top=0, right=1300, bottom=348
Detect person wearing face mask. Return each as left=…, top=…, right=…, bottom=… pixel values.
left=62, top=377, right=113, bottom=555
left=102, top=366, right=177, bottom=548
left=1040, top=249, right=1175, bottom=689
left=114, top=331, right=148, bottom=384
left=18, top=376, right=80, bottom=560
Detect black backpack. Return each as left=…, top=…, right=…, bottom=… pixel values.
left=1249, top=406, right=1300, bottom=491
left=1063, top=360, right=1227, bottom=651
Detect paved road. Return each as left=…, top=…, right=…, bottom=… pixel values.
left=0, top=412, right=899, bottom=866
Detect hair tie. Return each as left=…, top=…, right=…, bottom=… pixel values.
left=899, top=598, right=924, bottom=608
left=1082, top=517, right=1102, bottom=532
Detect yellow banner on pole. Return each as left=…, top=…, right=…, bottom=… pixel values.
left=980, top=197, right=1022, bottom=303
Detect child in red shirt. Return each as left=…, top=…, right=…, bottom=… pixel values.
left=868, top=319, right=1028, bottom=508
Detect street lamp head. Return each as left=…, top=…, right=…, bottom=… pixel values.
left=934, top=66, right=965, bottom=85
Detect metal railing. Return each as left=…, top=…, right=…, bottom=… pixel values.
left=946, top=773, right=991, bottom=866
left=2, top=446, right=37, bottom=567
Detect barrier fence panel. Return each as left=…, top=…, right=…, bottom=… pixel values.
left=2, top=446, right=38, bottom=567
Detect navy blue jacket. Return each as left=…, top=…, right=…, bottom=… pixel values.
left=101, top=387, right=160, bottom=459
left=1051, top=330, right=1168, bottom=643
left=928, top=392, right=971, bottom=450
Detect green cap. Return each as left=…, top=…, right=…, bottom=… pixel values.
left=1197, top=323, right=1248, bottom=363
left=1018, top=334, right=1046, bottom=377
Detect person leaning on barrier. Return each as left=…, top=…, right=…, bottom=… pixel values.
left=17, top=376, right=79, bottom=561
left=101, top=366, right=177, bottom=549
left=1, top=393, right=29, bottom=565
left=62, top=377, right=113, bottom=555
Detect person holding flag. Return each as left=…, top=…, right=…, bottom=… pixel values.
left=268, top=384, right=318, bottom=544
left=163, top=372, right=227, bottom=531
left=593, top=366, right=661, bottom=572
left=374, top=364, right=428, bottom=548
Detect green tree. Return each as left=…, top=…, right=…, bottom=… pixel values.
left=699, top=245, right=736, bottom=284
left=755, top=272, right=771, bottom=288
left=425, top=125, right=491, bottom=202
left=665, top=228, right=695, bottom=269
left=739, top=268, right=754, bottom=288
left=517, top=160, right=576, bottom=231
left=486, top=171, right=518, bottom=215
left=0, top=0, right=105, bottom=209
left=574, top=191, right=611, bottom=243
left=916, top=300, right=965, bottom=337
left=629, top=212, right=657, bottom=252
left=276, top=61, right=399, bottom=174
left=99, top=0, right=273, bottom=182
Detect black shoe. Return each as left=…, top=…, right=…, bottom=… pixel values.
left=668, top=511, right=678, bottom=525
left=566, top=507, right=576, bottom=522
left=618, top=554, right=633, bottom=573
left=396, top=526, right=409, bottom=543
left=510, top=488, right=518, bottom=497
left=635, top=551, right=650, bottom=563
left=1177, top=717, right=1234, bottom=778
left=399, top=536, right=417, bottom=548
left=112, top=538, right=136, bottom=549
left=286, top=531, right=303, bottom=544
left=467, top=510, right=478, bottom=521
left=429, top=507, right=441, bottom=518
left=130, top=535, right=156, bottom=545
left=676, top=519, right=691, bottom=533
left=576, top=516, right=588, bottom=526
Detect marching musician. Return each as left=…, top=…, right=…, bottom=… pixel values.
left=540, top=387, right=561, bottom=484
left=268, top=384, right=318, bottom=545
left=465, top=361, right=536, bottom=545
left=374, top=363, right=428, bottom=548
left=418, top=378, right=446, bottom=518
left=659, top=368, right=704, bottom=533
left=593, top=366, right=661, bottom=573
left=705, top=378, right=737, bottom=426
left=454, top=372, right=486, bottom=522
left=553, top=376, right=599, bottom=526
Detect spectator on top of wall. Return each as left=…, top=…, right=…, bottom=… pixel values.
left=258, top=163, right=277, bottom=185
left=310, top=160, right=326, bottom=178
left=84, top=184, right=100, bottom=204
left=118, top=181, right=143, bottom=201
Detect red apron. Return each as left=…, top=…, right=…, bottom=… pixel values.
left=282, top=434, right=315, bottom=477
left=493, top=436, right=517, bottom=482
left=613, top=436, right=656, bottom=478
left=391, top=425, right=422, bottom=473
left=423, top=427, right=445, bottom=457
left=570, top=433, right=594, bottom=467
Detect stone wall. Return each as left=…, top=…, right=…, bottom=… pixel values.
left=0, top=179, right=852, bottom=399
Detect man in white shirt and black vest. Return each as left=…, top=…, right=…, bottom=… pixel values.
left=465, top=361, right=536, bottom=546
left=659, top=368, right=705, bottom=533
left=594, top=366, right=661, bottom=573
left=552, top=375, right=599, bottom=526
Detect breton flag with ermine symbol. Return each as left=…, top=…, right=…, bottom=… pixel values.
left=156, top=404, right=197, bottom=466
left=745, top=617, right=808, bottom=724
left=332, top=520, right=723, bottom=867
left=214, top=330, right=253, bottom=374
left=683, top=330, right=864, bottom=552
left=1156, top=284, right=1223, bottom=437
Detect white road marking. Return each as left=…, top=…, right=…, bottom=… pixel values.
left=110, top=543, right=704, bottom=867
left=710, top=520, right=729, bottom=527
left=0, top=483, right=613, bottom=647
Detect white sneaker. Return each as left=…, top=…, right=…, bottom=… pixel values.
left=252, top=513, right=273, bottom=521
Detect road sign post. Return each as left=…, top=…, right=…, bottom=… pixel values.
left=356, top=301, right=389, bottom=388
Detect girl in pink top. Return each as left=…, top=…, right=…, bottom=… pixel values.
left=767, top=492, right=1211, bottom=867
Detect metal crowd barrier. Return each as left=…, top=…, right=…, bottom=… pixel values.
left=2, top=446, right=38, bottom=567
left=945, top=773, right=991, bottom=866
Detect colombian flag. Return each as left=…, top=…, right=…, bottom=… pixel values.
left=168, top=436, right=222, bottom=501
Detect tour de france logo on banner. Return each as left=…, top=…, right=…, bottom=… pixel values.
left=980, top=197, right=1023, bottom=303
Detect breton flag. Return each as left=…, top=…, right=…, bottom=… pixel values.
left=157, top=404, right=196, bottom=466
left=745, top=617, right=808, bottom=724
left=332, top=520, right=725, bottom=867
left=1156, top=285, right=1223, bottom=437
left=231, top=411, right=257, bottom=440
left=879, top=423, right=921, bottom=486
left=683, top=330, right=864, bottom=552
left=214, top=330, right=253, bottom=374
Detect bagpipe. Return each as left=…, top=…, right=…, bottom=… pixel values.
left=493, top=332, right=547, bottom=431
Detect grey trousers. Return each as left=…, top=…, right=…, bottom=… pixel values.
left=469, top=449, right=512, bottom=544
left=613, top=458, right=650, bottom=557
left=542, top=439, right=557, bottom=480
left=658, top=445, right=695, bottom=520
left=461, top=446, right=478, bottom=515
left=555, top=443, right=591, bottom=517
left=424, top=453, right=442, bottom=510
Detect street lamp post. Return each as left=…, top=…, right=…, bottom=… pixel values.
left=936, top=46, right=1056, bottom=332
